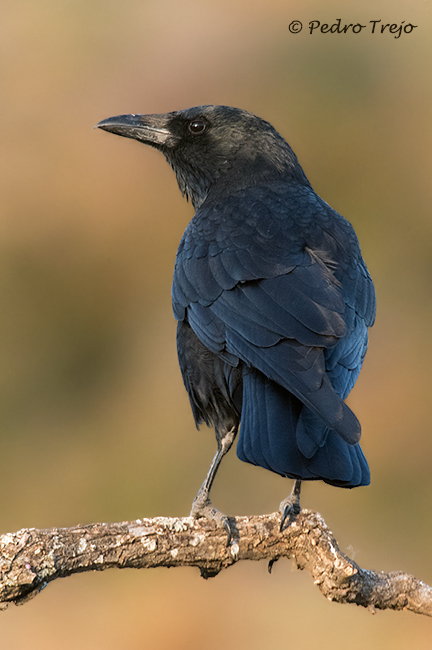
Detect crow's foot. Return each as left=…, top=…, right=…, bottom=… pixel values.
left=190, top=491, right=232, bottom=546
left=279, top=479, right=302, bottom=532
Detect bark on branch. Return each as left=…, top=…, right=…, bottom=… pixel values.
left=0, top=510, right=431, bottom=616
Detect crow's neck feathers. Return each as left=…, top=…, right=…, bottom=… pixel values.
left=162, top=107, right=311, bottom=209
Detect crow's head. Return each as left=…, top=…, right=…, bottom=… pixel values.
left=97, top=105, right=309, bottom=208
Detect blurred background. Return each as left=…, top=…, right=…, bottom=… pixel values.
left=1, top=0, right=432, bottom=647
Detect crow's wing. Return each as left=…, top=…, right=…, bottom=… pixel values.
left=172, top=186, right=375, bottom=443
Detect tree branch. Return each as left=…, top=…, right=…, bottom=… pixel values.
left=0, top=510, right=430, bottom=616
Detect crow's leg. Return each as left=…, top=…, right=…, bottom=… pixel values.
left=190, top=425, right=238, bottom=545
left=279, top=479, right=302, bottom=531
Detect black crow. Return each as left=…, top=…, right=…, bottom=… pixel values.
left=97, top=105, right=375, bottom=540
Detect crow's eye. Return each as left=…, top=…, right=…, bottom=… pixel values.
left=188, top=120, right=206, bottom=134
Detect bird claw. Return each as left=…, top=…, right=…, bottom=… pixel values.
left=279, top=496, right=301, bottom=532
left=190, top=493, right=232, bottom=546
left=222, top=519, right=232, bottom=547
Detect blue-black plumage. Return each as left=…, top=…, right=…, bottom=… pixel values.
left=97, top=105, right=376, bottom=537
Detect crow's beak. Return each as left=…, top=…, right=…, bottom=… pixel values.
left=96, top=113, right=176, bottom=148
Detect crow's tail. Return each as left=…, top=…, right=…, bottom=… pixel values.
left=236, top=368, right=370, bottom=487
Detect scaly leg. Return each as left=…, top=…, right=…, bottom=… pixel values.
left=190, top=426, right=237, bottom=545
left=279, top=479, right=302, bottom=532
